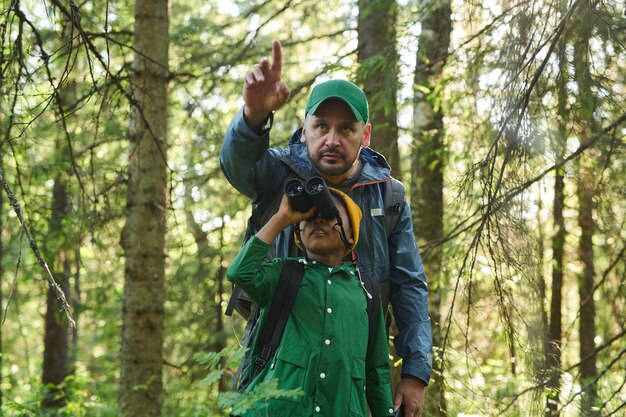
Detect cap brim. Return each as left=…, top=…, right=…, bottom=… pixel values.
left=307, top=97, right=365, bottom=122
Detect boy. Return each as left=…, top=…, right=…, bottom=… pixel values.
left=227, top=188, right=395, bottom=417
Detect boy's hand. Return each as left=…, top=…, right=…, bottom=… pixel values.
left=243, top=40, right=291, bottom=131
left=256, top=195, right=315, bottom=245
left=274, top=195, right=315, bottom=229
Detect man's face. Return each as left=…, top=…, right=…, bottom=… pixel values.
left=302, top=99, right=371, bottom=183
left=299, top=196, right=353, bottom=258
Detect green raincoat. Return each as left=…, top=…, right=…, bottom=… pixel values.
left=227, top=237, right=395, bottom=417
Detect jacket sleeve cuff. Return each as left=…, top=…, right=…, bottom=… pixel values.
left=400, top=373, right=429, bottom=387
left=366, top=383, right=395, bottom=417
left=400, top=361, right=431, bottom=386
left=237, top=107, right=274, bottom=137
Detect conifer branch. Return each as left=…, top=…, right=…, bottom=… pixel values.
left=0, top=169, right=76, bottom=328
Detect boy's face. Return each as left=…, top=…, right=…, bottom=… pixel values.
left=299, top=195, right=353, bottom=259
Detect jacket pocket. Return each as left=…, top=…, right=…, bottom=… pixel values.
left=349, top=357, right=367, bottom=416
left=267, top=342, right=311, bottom=403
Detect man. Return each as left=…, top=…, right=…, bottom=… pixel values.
left=220, top=40, right=432, bottom=417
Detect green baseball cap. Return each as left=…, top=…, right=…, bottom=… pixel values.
left=305, top=79, right=369, bottom=122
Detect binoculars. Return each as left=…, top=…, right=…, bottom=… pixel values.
left=284, top=176, right=338, bottom=220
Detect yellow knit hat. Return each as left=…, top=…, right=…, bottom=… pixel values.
left=294, top=187, right=362, bottom=256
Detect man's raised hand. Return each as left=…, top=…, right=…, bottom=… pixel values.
left=243, top=40, right=291, bottom=131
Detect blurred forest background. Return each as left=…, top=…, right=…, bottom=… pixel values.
left=1, top=0, right=624, bottom=416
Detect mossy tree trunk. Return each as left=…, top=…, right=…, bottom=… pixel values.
left=119, top=0, right=169, bottom=415
left=357, top=0, right=400, bottom=175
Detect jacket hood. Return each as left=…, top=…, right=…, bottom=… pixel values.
left=285, top=128, right=392, bottom=183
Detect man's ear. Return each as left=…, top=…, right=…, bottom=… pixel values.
left=301, top=125, right=307, bottom=143
left=362, top=123, right=372, bottom=147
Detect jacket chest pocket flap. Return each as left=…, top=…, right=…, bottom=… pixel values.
left=269, top=342, right=311, bottom=400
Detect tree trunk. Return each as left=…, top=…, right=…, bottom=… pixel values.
left=41, top=21, right=79, bottom=410
left=411, top=1, right=452, bottom=416
left=119, top=0, right=169, bottom=416
left=545, top=16, right=568, bottom=415
left=41, top=170, right=72, bottom=410
left=545, top=168, right=565, bottom=417
left=577, top=163, right=598, bottom=417
left=573, top=6, right=599, bottom=417
left=357, top=0, right=400, bottom=175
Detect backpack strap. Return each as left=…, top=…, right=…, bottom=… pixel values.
left=224, top=286, right=241, bottom=316
left=253, top=259, right=304, bottom=377
left=382, top=177, right=405, bottom=238
left=378, top=178, right=405, bottom=321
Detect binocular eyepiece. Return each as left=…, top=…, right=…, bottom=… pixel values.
left=284, top=176, right=338, bottom=220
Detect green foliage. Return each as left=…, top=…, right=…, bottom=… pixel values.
left=1, top=373, right=118, bottom=417
left=162, top=345, right=302, bottom=417
left=219, top=379, right=303, bottom=417
left=194, top=344, right=245, bottom=385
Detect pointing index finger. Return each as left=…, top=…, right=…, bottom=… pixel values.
left=271, top=39, right=283, bottom=73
